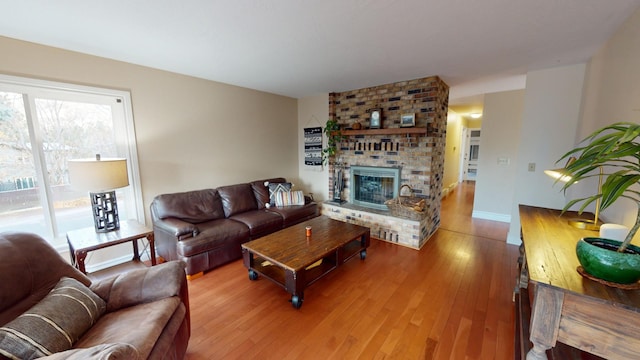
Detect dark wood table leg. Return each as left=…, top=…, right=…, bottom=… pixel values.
left=75, top=250, right=88, bottom=274
left=242, top=249, right=252, bottom=269
left=132, top=238, right=140, bottom=262
left=285, top=269, right=305, bottom=309
left=147, top=233, right=156, bottom=265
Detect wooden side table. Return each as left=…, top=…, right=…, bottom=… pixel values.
left=66, top=219, right=156, bottom=275
left=517, top=205, right=640, bottom=360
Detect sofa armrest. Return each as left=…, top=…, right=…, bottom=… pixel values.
left=90, top=260, right=187, bottom=312
left=39, top=343, right=138, bottom=360
left=154, top=217, right=199, bottom=240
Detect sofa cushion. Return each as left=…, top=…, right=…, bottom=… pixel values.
left=176, top=219, right=250, bottom=257
left=250, top=178, right=287, bottom=209
left=267, top=202, right=319, bottom=227
left=218, top=184, right=258, bottom=217
left=74, top=297, right=180, bottom=360
left=229, top=211, right=283, bottom=238
left=0, top=277, right=106, bottom=359
left=152, top=189, right=224, bottom=223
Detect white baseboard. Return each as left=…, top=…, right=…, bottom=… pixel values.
left=507, top=231, right=522, bottom=245
left=471, top=210, right=511, bottom=223
left=441, top=182, right=458, bottom=198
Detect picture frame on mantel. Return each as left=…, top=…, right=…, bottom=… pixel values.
left=401, top=113, right=415, bottom=127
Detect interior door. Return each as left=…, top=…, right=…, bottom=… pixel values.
left=465, top=129, right=481, bottom=181
left=459, top=127, right=469, bottom=183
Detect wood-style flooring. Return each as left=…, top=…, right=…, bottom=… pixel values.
left=184, top=182, right=519, bottom=359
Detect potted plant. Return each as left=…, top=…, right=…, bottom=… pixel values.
left=556, top=122, right=640, bottom=284
left=322, top=119, right=344, bottom=166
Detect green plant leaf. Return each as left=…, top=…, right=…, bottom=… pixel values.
left=600, top=173, right=640, bottom=209
left=555, top=122, right=640, bottom=248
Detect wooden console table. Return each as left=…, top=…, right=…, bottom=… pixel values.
left=517, top=205, right=640, bottom=359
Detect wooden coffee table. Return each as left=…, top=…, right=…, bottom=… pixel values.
left=241, top=216, right=370, bottom=309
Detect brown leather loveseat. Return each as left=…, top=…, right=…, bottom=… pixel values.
left=0, top=232, right=190, bottom=360
left=150, top=178, right=319, bottom=277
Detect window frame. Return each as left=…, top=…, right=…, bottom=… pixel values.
left=0, top=74, right=144, bottom=249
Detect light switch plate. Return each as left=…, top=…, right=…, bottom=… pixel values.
left=497, top=157, right=510, bottom=166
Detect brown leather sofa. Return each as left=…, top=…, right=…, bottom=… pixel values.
left=0, top=232, right=190, bottom=360
left=150, top=178, right=319, bottom=276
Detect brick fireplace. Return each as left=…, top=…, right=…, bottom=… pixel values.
left=321, top=76, right=449, bottom=249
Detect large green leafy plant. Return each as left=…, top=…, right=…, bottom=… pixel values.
left=322, top=119, right=344, bottom=166
left=558, top=122, right=640, bottom=252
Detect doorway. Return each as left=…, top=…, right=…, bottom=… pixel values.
left=464, top=128, right=481, bottom=181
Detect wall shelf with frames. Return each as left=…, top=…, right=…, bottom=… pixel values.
left=341, top=128, right=427, bottom=136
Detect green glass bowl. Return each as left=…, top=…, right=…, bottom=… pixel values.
left=576, top=237, right=640, bottom=284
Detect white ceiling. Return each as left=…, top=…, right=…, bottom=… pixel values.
left=2, top=0, right=640, bottom=108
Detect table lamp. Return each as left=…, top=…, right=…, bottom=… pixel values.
left=545, top=157, right=603, bottom=231
left=68, top=154, right=129, bottom=233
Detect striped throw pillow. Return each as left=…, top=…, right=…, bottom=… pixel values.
left=275, top=190, right=305, bottom=207
left=0, top=277, right=106, bottom=359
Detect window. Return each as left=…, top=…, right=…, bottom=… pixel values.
left=469, top=144, right=480, bottom=161
left=0, top=75, right=142, bottom=248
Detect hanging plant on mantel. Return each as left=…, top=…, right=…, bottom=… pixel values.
left=322, top=119, right=344, bottom=166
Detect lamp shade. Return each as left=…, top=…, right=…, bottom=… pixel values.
left=543, top=168, right=573, bottom=183
left=544, top=156, right=577, bottom=183
left=68, top=157, right=129, bottom=192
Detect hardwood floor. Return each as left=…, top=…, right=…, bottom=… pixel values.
left=184, top=182, right=519, bottom=359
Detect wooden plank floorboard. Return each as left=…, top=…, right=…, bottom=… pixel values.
left=184, top=182, right=518, bottom=359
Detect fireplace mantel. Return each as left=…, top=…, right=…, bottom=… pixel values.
left=341, top=127, right=427, bottom=136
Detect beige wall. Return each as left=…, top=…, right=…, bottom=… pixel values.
left=579, top=8, right=640, bottom=243
left=0, top=36, right=299, bottom=225
left=506, top=64, right=587, bottom=244
left=297, top=94, right=329, bottom=201
left=500, top=8, right=640, bottom=244
left=472, top=90, right=525, bottom=222
left=443, top=111, right=463, bottom=191
left=466, top=118, right=482, bottom=129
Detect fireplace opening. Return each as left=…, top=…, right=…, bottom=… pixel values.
left=350, top=166, right=400, bottom=210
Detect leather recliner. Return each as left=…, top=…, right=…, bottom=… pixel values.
left=0, top=232, right=190, bottom=360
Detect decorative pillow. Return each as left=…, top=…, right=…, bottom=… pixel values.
left=275, top=190, right=305, bottom=207
left=267, top=182, right=292, bottom=206
left=0, top=277, right=106, bottom=360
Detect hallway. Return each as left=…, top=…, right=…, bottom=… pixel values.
left=440, top=181, right=510, bottom=242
